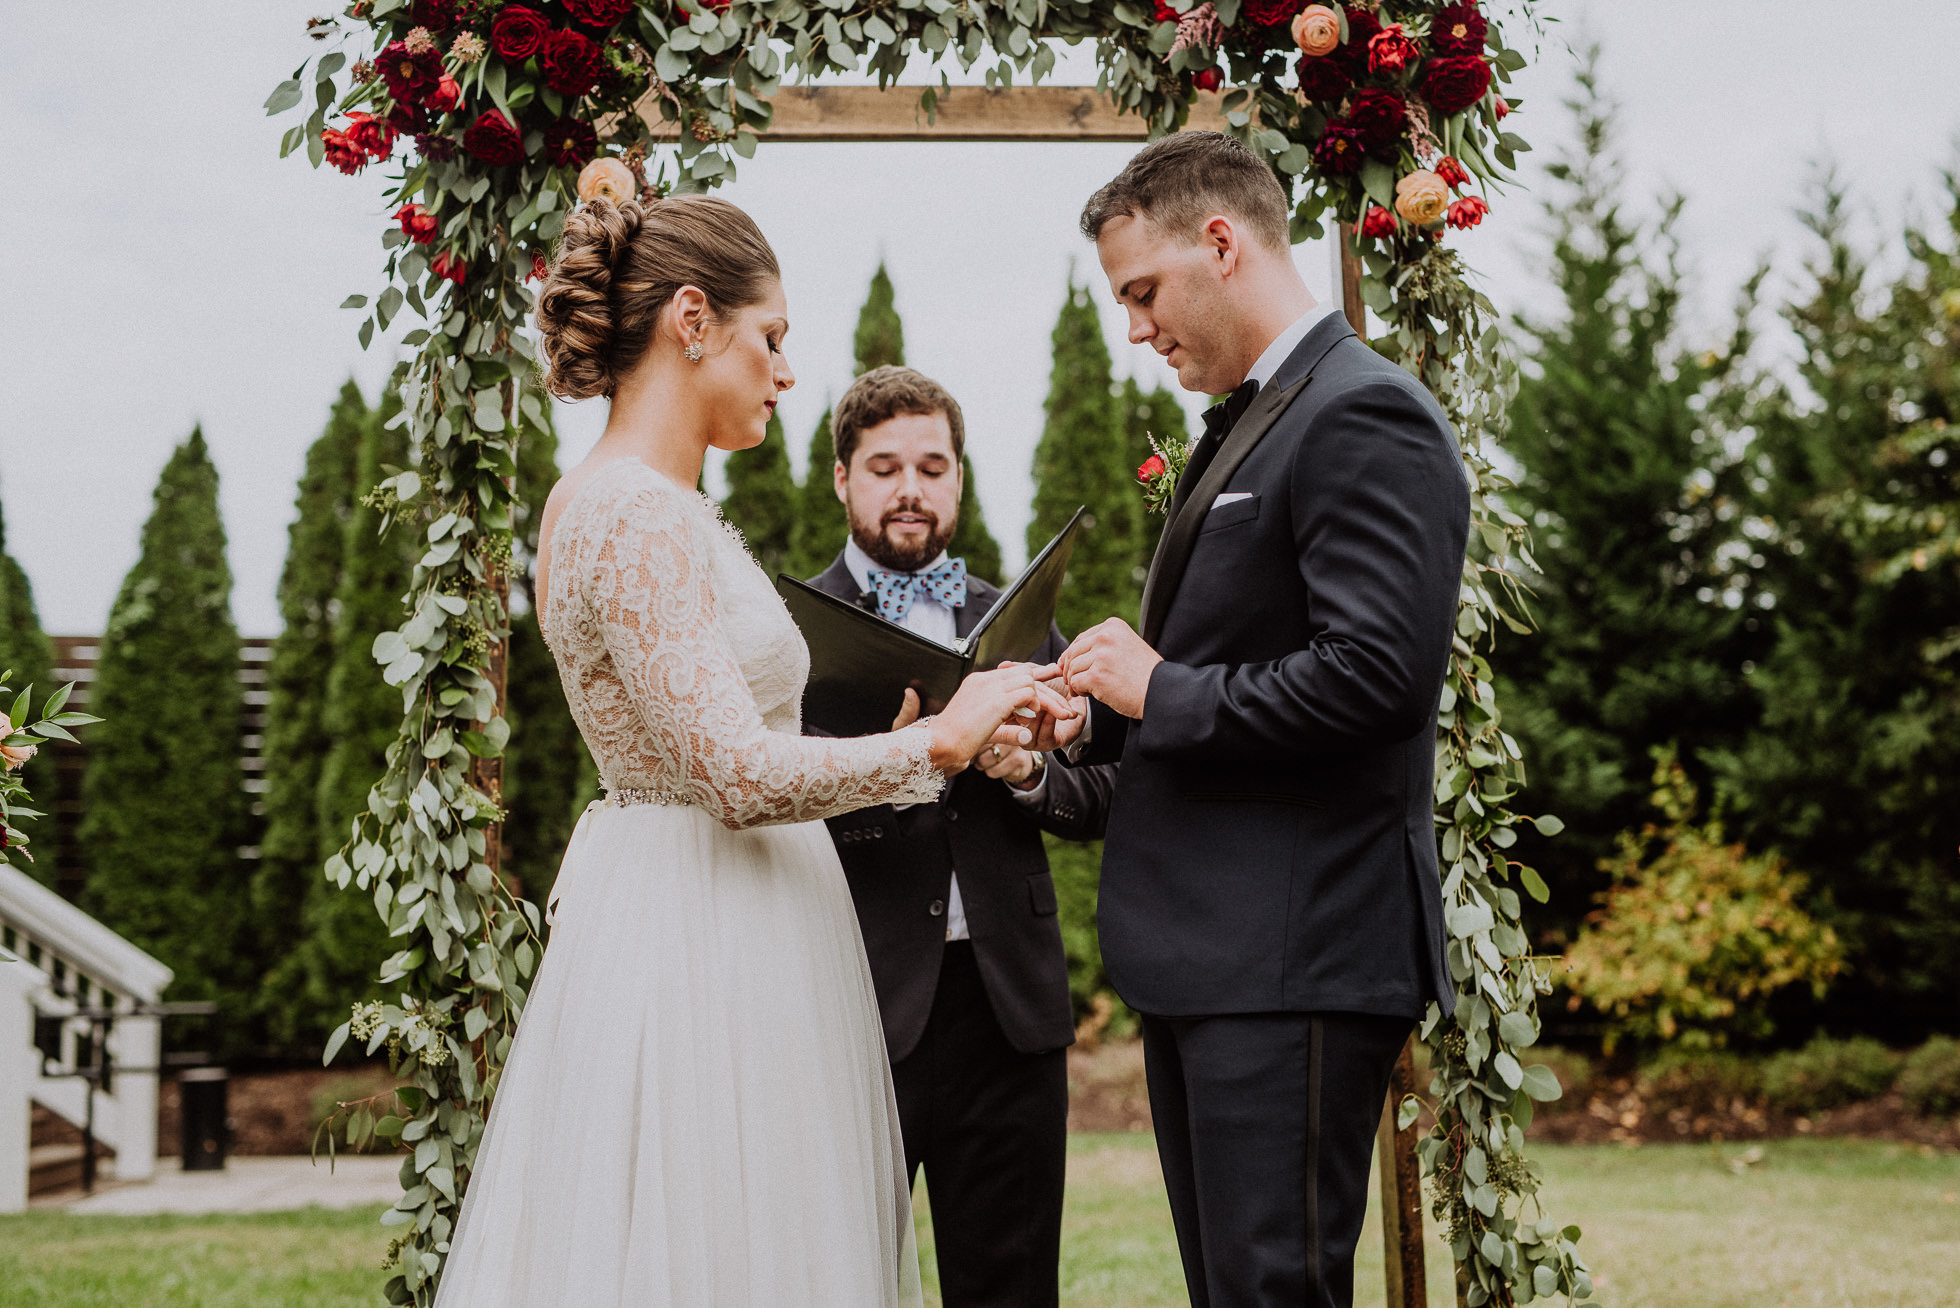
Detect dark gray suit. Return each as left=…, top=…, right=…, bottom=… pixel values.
left=1066, top=313, right=1469, bottom=1307
left=808, top=555, right=1116, bottom=1308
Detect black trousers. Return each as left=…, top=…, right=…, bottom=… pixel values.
left=1141, top=1010, right=1412, bottom=1308
left=890, top=941, right=1068, bottom=1308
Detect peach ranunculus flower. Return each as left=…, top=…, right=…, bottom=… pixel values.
left=1394, top=169, right=1450, bottom=227
left=0, top=713, right=35, bottom=771
left=576, top=157, right=637, bottom=205
left=1291, top=5, right=1342, bottom=58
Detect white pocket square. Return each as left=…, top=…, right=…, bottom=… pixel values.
left=1210, top=492, right=1254, bottom=509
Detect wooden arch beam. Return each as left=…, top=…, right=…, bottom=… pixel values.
left=636, top=84, right=1234, bottom=143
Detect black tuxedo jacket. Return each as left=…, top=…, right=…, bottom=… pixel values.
left=1067, top=313, right=1469, bottom=1021
left=807, top=555, right=1117, bottom=1060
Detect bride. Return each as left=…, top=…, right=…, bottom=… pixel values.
left=433, top=192, right=1066, bottom=1306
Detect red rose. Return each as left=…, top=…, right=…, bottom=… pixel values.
left=543, top=116, right=597, bottom=167
left=1494, top=95, right=1510, bottom=119
left=1359, top=204, right=1398, bottom=238
left=344, top=112, right=398, bottom=161
left=1153, top=1, right=1180, bottom=20
left=1241, top=0, right=1304, bottom=26
left=490, top=5, right=551, bottom=61
left=527, top=251, right=550, bottom=283
left=427, top=72, right=461, bottom=113
left=410, top=0, right=458, bottom=28
left=1295, top=54, right=1350, bottom=102
left=1137, top=454, right=1167, bottom=482
left=377, top=39, right=442, bottom=104
left=396, top=203, right=440, bottom=245
left=1193, top=66, right=1223, bottom=91
left=1336, top=8, right=1380, bottom=73
left=564, top=0, right=635, bottom=25
left=1311, top=123, right=1366, bottom=176
left=541, top=29, right=602, bottom=96
left=431, top=250, right=468, bottom=286
left=1431, top=2, right=1488, bottom=56
left=1367, top=24, right=1420, bottom=75
left=1421, top=55, right=1492, bottom=116
left=1446, top=195, right=1489, bottom=230
left=322, top=127, right=367, bottom=174
left=416, top=131, right=459, bottom=161
left=1435, top=155, right=1471, bottom=189
left=1346, top=89, right=1407, bottom=148
left=462, top=109, right=525, bottom=165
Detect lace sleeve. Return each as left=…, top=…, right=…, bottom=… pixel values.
left=585, top=482, right=943, bottom=829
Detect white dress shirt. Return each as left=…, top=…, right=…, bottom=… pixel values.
left=843, top=540, right=1050, bottom=941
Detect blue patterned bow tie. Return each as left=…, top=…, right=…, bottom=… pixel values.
left=867, top=558, right=967, bottom=624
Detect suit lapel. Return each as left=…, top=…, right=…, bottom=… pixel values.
left=955, top=578, right=998, bottom=642
left=1138, top=317, right=1356, bottom=646
left=808, top=554, right=867, bottom=606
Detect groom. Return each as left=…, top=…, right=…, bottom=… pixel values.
left=806, top=364, right=1116, bottom=1308
left=1040, top=132, right=1470, bottom=1307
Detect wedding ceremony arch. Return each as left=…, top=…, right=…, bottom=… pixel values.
left=268, top=3, right=1588, bottom=1305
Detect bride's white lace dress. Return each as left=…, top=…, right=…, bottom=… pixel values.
left=434, top=458, right=936, bottom=1307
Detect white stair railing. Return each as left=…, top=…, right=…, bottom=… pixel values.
left=0, top=863, right=173, bottom=1211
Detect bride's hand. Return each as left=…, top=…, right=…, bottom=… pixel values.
left=926, top=665, right=1075, bottom=774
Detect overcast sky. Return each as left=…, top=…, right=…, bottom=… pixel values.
left=4, top=2, right=1958, bottom=635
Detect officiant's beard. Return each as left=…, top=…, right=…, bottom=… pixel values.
left=850, top=500, right=954, bottom=573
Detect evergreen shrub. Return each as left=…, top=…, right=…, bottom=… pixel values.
left=1561, top=748, right=1844, bottom=1051
left=1761, top=1035, right=1902, bottom=1113
left=1898, top=1037, right=1960, bottom=1118
left=1635, top=1048, right=1763, bottom=1117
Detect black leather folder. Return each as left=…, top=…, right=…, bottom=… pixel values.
left=775, top=507, right=1087, bottom=738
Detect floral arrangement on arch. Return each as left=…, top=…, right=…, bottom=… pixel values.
left=1135, top=0, right=1529, bottom=248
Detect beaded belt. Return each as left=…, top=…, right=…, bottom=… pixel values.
left=606, top=787, right=690, bottom=808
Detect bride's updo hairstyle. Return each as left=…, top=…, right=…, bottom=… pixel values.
left=536, top=194, right=781, bottom=401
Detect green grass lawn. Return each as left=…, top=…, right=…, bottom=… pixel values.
left=4, top=1138, right=1955, bottom=1307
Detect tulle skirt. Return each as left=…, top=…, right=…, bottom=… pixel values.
left=434, top=800, right=922, bottom=1308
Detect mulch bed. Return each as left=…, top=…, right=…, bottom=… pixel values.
left=145, top=1044, right=1955, bottom=1154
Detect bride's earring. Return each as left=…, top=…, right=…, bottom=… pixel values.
left=684, top=339, right=703, bottom=363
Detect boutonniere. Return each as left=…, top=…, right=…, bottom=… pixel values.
left=1136, top=433, right=1192, bottom=516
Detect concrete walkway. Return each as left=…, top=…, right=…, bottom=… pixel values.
left=41, top=1155, right=403, bottom=1215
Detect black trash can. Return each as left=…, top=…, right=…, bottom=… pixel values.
left=179, top=1068, right=230, bottom=1171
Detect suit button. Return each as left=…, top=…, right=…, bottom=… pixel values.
left=946, top=809, right=958, bottom=822
left=873, top=828, right=884, bottom=840
left=929, top=899, right=945, bottom=917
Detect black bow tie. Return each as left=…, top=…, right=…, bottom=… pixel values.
left=1202, top=379, right=1260, bottom=442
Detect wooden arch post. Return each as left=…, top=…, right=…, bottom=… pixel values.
left=647, top=85, right=1432, bottom=1308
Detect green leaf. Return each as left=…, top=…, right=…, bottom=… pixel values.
left=1497, top=1009, right=1537, bottom=1047
left=1492, top=1050, right=1523, bottom=1089
left=1519, top=1063, right=1562, bottom=1102
left=1360, top=159, right=1396, bottom=210
left=1520, top=865, right=1550, bottom=903
left=323, top=1020, right=351, bottom=1066
left=1396, top=1095, right=1420, bottom=1130
left=264, top=79, right=303, bottom=116
left=1531, top=813, right=1564, bottom=837
left=341, top=294, right=369, bottom=309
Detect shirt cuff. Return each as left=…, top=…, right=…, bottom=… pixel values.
left=1008, top=759, right=1049, bottom=805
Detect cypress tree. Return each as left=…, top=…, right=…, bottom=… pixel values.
left=0, top=496, right=56, bottom=882
left=287, top=389, right=414, bottom=1043
left=1495, top=63, right=1763, bottom=936
left=721, top=410, right=799, bottom=576
left=1717, top=177, right=1960, bottom=1040
left=854, top=262, right=905, bottom=373
left=504, top=401, right=587, bottom=909
left=79, top=429, right=246, bottom=1009
left=1118, top=377, right=1192, bottom=620
left=948, top=458, right=1004, bottom=586
left=787, top=408, right=848, bottom=581
left=1029, top=274, right=1138, bottom=640
left=254, top=382, right=365, bottom=1046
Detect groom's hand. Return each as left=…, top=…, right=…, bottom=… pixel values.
left=1060, top=618, right=1163, bottom=720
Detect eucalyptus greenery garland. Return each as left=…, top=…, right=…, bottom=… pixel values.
left=276, top=2, right=1592, bottom=1303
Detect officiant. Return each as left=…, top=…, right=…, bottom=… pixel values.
left=807, top=365, right=1115, bottom=1308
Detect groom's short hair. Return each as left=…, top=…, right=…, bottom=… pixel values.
left=832, top=366, right=967, bottom=470
left=1080, top=131, right=1290, bottom=252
